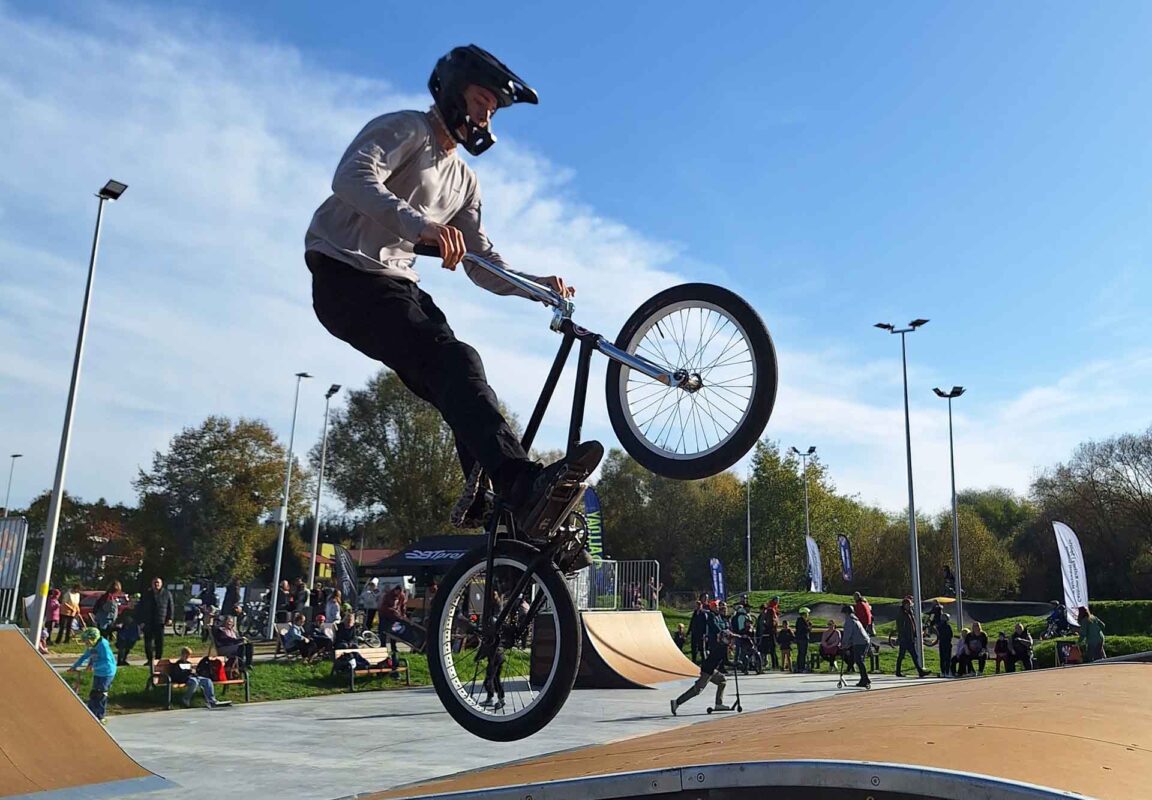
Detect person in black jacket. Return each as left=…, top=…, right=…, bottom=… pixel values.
left=135, top=576, right=174, bottom=664
left=894, top=596, right=928, bottom=678
left=935, top=612, right=954, bottom=677
left=795, top=608, right=812, bottom=673
left=687, top=601, right=707, bottom=663
left=670, top=629, right=732, bottom=714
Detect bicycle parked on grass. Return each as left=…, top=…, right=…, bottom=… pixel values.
left=418, top=245, right=778, bottom=741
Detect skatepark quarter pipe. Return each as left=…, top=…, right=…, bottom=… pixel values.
left=0, top=627, right=170, bottom=798
left=531, top=610, right=698, bottom=690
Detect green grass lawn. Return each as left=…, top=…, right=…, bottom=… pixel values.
left=62, top=653, right=431, bottom=715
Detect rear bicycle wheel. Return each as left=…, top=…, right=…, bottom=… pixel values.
left=427, top=540, right=580, bottom=742
left=606, top=283, right=778, bottom=480
left=361, top=630, right=381, bottom=648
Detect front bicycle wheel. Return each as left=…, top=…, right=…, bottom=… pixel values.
left=427, top=540, right=580, bottom=742
left=361, top=630, right=381, bottom=648
left=606, top=283, right=778, bottom=480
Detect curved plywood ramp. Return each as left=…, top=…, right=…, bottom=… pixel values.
left=373, top=663, right=1152, bottom=800
left=577, top=611, right=699, bottom=689
left=0, top=627, right=171, bottom=798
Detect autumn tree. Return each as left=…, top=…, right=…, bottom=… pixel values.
left=134, top=416, right=310, bottom=583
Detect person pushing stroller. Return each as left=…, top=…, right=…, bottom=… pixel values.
left=670, top=629, right=733, bottom=715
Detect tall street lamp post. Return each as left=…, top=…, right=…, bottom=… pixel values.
left=790, top=446, right=816, bottom=588
left=267, top=371, right=312, bottom=639
left=934, top=386, right=966, bottom=628
left=746, top=465, right=752, bottom=595
left=308, top=384, right=341, bottom=593
left=2, top=454, right=23, bottom=516
left=30, top=180, right=127, bottom=644
left=875, top=319, right=928, bottom=657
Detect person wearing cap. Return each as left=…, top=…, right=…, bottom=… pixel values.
left=935, top=611, right=954, bottom=677
left=670, top=629, right=732, bottom=715
left=360, top=578, right=382, bottom=630
left=839, top=605, right=871, bottom=688
left=795, top=608, right=812, bottom=673
left=67, top=627, right=117, bottom=722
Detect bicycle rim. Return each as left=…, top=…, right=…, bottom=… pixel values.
left=619, top=300, right=757, bottom=461
left=437, top=555, right=561, bottom=726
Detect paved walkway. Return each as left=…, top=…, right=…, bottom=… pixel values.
left=111, top=669, right=934, bottom=800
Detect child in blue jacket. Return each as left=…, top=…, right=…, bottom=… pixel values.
left=68, top=627, right=117, bottom=721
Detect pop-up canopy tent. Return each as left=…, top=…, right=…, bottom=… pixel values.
left=373, top=534, right=485, bottom=578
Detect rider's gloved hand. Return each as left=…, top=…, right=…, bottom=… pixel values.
left=420, top=222, right=466, bottom=271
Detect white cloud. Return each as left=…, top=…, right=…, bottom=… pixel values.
left=2, top=3, right=1149, bottom=525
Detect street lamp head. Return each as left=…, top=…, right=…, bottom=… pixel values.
left=98, top=180, right=128, bottom=201
left=952, top=386, right=965, bottom=397
left=296, top=372, right=313, bottom=379
left=326, top=384, right=341, bottom=398
left=934, top=386, right=966, bottom=399
left=909, top=318, right=929, bottom=329
left=933, top=387, right=947, bottom=398
left=807, top=446, right=816, bottom=455
left=9, top=454, right=21, bottom=459
left=789, top=446, right=800, bottom=456
left=874, top=322, right=894, bottom=331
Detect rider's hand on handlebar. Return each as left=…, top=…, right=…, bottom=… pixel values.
left=541, top=276, right=575, bottom=298
left=419, top=223, right=466, bottom=271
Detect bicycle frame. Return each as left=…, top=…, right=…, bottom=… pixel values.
left=444, top=252, right=698, bottom=653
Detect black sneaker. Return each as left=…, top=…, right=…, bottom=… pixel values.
left=513, top=441, right=604, bottom=538
left=451, top=464, right=492, bottom=529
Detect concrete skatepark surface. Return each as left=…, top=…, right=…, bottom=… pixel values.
left=109, top=667, right=899, bottom=799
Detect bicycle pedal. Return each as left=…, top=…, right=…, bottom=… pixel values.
left=532, top=482, right=588, bottom=538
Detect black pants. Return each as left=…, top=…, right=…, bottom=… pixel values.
left=851, top=645, right=870, bottom=685
left=57, top=616, right=74, bottom=644
left=484, top=648, right=506, bottom=699
left=691, top=636, right=705, bottom=663
left=938, top=641, right=952, bottom=675
left=142, top=624, right=165, bottom=662
left=796, top=641, right=809, bottom=673
left=896, top=640, right=924, bottom=675
left=760, top=635, right=778, bottom=670
left=364, top=609, right=377, bottom=631
left=308, top=252, right=528, bottom=489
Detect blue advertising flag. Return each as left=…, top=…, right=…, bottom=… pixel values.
left=709, top=557, right=726, bottom=600
left=837, top=534, right=854, bottom=583
left=584, top=487, right=604, bottom=561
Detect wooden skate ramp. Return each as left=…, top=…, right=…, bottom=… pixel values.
left=0, top=628, right=170, bottom=798
left=373, top=663, right=1152, bottom=800
left=578, top=611, right=698, bottom=689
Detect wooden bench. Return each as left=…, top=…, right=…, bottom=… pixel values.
left=331, top=647, right=409, bottom=691
left=147, top=657, right=251, bottom=709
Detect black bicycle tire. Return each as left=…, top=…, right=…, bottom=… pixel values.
left=605, top=283, right=778, bottom=480
left=427, top=540, right=580, bottom=742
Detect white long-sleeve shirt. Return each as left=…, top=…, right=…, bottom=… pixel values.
left=306, top=110, right=541, bottom=298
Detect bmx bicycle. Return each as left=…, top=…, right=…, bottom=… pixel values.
left=416, top=244, right=777, bottom=741
left=887, top=615, right=939, bottom=648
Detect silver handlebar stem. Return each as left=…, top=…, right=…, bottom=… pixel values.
left=464, top=253, right=682, bottom=388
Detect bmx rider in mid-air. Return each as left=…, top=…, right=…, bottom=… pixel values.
left=304, top=45, right=601, bottom=563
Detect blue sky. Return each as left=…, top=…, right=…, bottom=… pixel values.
left=2, top=1, right=1150, bottom=518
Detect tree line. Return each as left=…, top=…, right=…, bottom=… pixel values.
left=11, top=368, right=1152, bottom=601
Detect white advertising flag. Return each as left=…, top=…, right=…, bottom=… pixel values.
left=1052, top=521, right=1089, bottom=626
left=805, top=536, right=823, bottom=593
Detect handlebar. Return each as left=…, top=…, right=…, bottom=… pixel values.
left=412, top=242, right=571, bottom=313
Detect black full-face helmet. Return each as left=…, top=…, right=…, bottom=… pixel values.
left=428, top=44, right=538, bottom=156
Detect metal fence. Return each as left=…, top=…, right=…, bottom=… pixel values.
left=565, top=559, right=661, bottom=611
